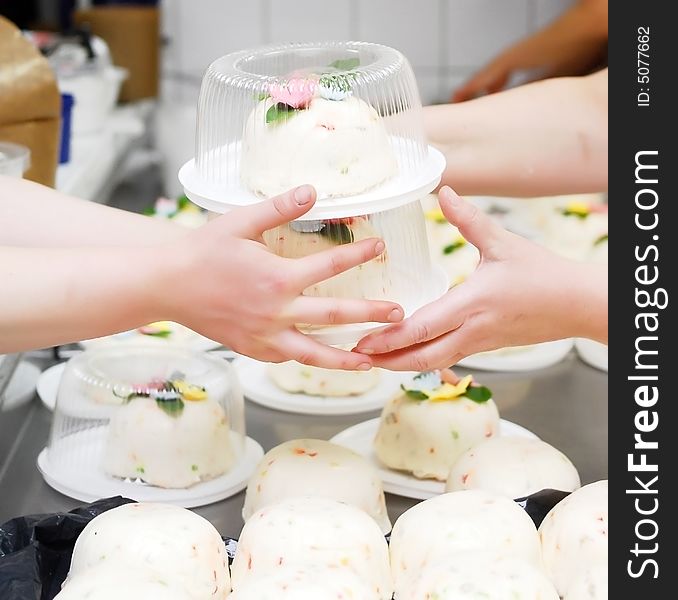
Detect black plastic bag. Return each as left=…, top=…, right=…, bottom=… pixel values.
left=0, top=497, right=135, bottom=600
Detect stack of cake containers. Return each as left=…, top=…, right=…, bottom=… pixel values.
left=179, top=41, right=448, bottom=345
left=38, top=346, right=264, bottom=507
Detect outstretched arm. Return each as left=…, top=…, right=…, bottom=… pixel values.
left=354, top=186, right=607, bottom=371
left=426, top=70, right=608, bottom=197
left=1, top=185, right=404, bottom=368
left=0, top=175, right=187, bottom=247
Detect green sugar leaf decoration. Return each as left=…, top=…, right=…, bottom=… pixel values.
left=266, top=103, right=300, bottom=125
left=156, top=395, right=185, bottom=418
left=594, top=233, right=608, bottom=246
left=401, top=384, right=429, bottom=401
left=443, top=241, right=466, bottom=255
left=463, top=385, right=492, bottom=403
left=329, top=57, right=360, bottom=71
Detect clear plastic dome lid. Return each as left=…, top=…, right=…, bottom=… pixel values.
left=179, top=41, right=445, bottom=219
left=40, top=347, right=251, bottom=505
left=266, top=199, right=448, bottom=345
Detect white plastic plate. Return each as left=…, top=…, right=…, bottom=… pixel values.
left=37, top=429, right=263, bottom=508
left=179, top=142, right=446, bottom=220
left=36, top=362, right=65, bottom=411
left=575, top=338, right=608, bottom=372
left=331, top=417, right=539, bottom=500
left=457, top=339, right=574, bottom=372
left=233, top=355, right=414, bottom=415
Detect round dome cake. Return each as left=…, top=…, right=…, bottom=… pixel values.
left=241, top=94, right=397, bottom=198
left=446, top=437, right=581, bottom=498
left=374, top=370, right=499, bottom=480
left=242, top=439, right=390, bottom=532
left=563, top=563, right=608, bottom=600
left=68, top=503, right=230, bottom=600
left=56, top=563, right=193, bottom=600
left=405, top=553, right=559, bottom=600
left=389, top=490, right=542, bottom=598
left=102, top=388, right=234, bottom=488
left=231, top=496, right=392, bottom=599
left=229, top=566, right=375, bottom=600
left=267, top=361, right=381, bottom=396
left=538, top=480, right=608, bottom=597
left=423, top=200, right=479, bottom=286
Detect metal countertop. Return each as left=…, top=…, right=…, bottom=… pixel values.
left=0, top=351, right=607, bottom=537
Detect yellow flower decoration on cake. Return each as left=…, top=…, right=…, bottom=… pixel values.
left=563, top=201, right=590, bottom=217
left=172, top=380, right=208, bottom=401
left=424, top=208, right=448, bottom=224
left=427, top=375, right=473, bottom=402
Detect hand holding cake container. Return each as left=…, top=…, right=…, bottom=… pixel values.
left=179, top=42, right=448, bottom=345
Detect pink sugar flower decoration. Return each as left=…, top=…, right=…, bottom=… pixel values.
left=268, top=78, right=316, bottom=109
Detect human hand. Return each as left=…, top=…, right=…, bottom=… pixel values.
left=158, top=185, right=404, bottom=369
left=451, top=0, right=608, bottom=103
left=353, top=187, right=607, bottom=370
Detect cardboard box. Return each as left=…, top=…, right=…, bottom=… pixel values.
left=74, top=7, right=159, bottom=102
left=0, top=16, right=60, bottom=187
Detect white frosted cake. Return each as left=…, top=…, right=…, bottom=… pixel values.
left=102, top=376, right=234, bottom=488
left=267, top=361, right=380, bottom=396
left=242, top=439, right=391, bottom=532
left=404, top=553, right=559, bottom=600
left=446, top=437, right=581, bottom=498
left=229, top=566, right=375, bottom=600
left=423, top=203, right=479, bottom=286
left=231, top=496, right=392, bottom=599
left=389, top=490, right=542, bottom=598
left=539, top=480, right=608, bottom=597
left=374, top=370, right=499, bottom=480
left=55, top=563, right=193, bottom=600
left=67, top=503, right=230, bottom=600
left=241, top=79, right=398, bottom=198
left=564, top=563, right=608, bottom=600
left=263, top=215, right=392, bottom=301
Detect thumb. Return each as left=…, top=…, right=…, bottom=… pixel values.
left=225, top=185, right=317, bottom=239
left=438, top=186, right=505, bottom=256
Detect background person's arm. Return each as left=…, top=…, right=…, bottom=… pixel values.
left=452, top=0, right=608, bottom=102
left=426, top=70, right=608, bottom=197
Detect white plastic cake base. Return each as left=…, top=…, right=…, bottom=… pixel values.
left=331, top=417, right=538, bottom=500
left=233, top=355, right=415, bottom=415
left=457, top=339, right=574, bottom=372
left=37, top=429, right=263, bottom=508
left=179, top=141, right=446, bottom=220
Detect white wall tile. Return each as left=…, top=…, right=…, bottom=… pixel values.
left=415, top=72, right=443, bottom=105
left=173, top=0, right=265, bottom=75
left=535, top=0, right=575, bottom=28
left=444, top=0, right=530, bottom=68
left=441, top=71, right=473, bottom=103
left=269, top=0, right=352, bottom=43
left=357, top=0, right=441, bottom=68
